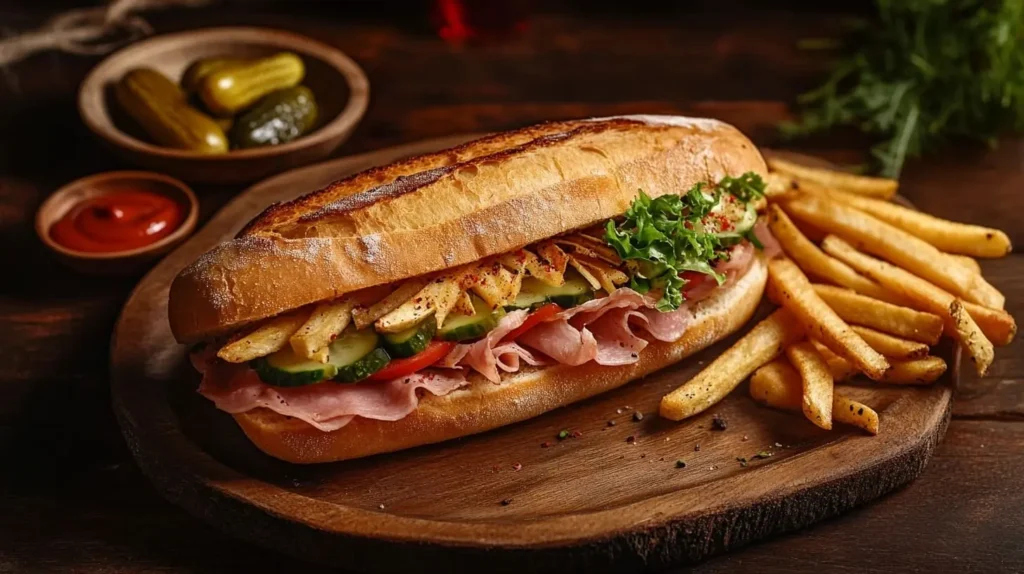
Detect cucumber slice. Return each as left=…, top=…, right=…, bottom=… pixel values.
left=505, top=290, right=548, bottom=311
left=439, top=296, right=506, bottom=342
left=381, top=317, right=436, bottom=358
left=252, top=346, right=338, bottom=387
left=519, top=272, right=595, bottom=308
left=328, top=328, right=391, bottom=383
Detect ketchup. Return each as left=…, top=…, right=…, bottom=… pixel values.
left=50, top=190, right=185, bottom=253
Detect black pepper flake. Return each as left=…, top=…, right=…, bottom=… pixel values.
left=694, top=444, right=701, bottom=452
left=675, top=459, right=687, bottom=468
left=711, top=414, right=728, bottom=431
left=500, top=498, right=513, bottom=506
left=632, top=412, right=644, bottom=422
left=626, top=435, right=636, bottom=444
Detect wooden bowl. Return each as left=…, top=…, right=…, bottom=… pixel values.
left=35, top=171, right=199, bottom=275
left=78, top=27, right=370, bottom=184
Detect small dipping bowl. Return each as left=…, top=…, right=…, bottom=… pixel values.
left=35, top=171, right=199, bottom=275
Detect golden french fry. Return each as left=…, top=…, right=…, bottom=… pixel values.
left=833, top=394, right=880, bottom=435
left=961, top=301, right=1017, bottom=346
left=218, top=311, right=308, bottom=363
left=768, top=204, right=902, bottom=304
left=749, top=359, right=878, bottom=435
left=821, top=236, right=994, bottom=375
left=767, top=156, right=897, bottom=199
left=659, top=308, right=804, bottom=421
left=764, top=172, right=798, bottom=198
left=849, top=325, right=929, bottom=360
left=823, top=188, right=1012, bottom=258
left=811, top=341, right=858, bottom=382
left=812, top=284, right=943, bottom=345
left=948, top=254, right=982, bottom=275
left=352, top=279, right=428, bottom=330
left=782, top=194, right=1004, bottom=309
left=882, top=356, right=948, bottom=385
left=768, top=257, right=889, bottom=380
left=289, top=297, right=356, bottom=361
left=785, top=341, right=834, bottom=430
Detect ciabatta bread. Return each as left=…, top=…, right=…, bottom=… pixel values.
left=235, top=255, right=767, bottom=463
left=168, top=116, right=765, bottom=344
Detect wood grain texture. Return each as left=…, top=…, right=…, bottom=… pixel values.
left=1, top=3, right=1022, bottom=572
left=111, top=136, right=956, bottom=572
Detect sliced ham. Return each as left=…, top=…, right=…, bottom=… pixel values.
left=198, top=363, right=466, bottom=432
left=753, top=219, right=782, bottom=259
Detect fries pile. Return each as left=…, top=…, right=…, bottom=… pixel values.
left=660, top=156, right=1015, bottom=435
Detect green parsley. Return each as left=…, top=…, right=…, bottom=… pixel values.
left=604, top=173, right=765, bottom=311
left=782, top=0, right=1024, bottom=178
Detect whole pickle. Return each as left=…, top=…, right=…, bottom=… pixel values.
left=180, top=57, right=250, bottom=95
left=199, top=52, right=304, bottom=116
left=230, top=85, right=318, bottom=149
left=115, top=68, right=228, bottom=154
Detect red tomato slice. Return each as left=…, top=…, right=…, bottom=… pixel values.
left=502, top=303, right=563, bottom=343
left=368, top=340, right=455, bottom=381
left=681, top=271, right=709, bottom=294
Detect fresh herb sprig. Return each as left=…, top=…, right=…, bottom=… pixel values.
left=604, top=173, right=765, bottom=312
left=782, top=0, right=1024, bottom=178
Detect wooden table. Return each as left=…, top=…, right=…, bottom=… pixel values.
left=2, top=3, right=1021, bottom=572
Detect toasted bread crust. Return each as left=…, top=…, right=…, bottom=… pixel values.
left=232, top=255, right=767, bottom=464
left=169, top=115, right=765, bottom=344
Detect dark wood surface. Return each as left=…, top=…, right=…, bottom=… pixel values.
left=109, top=136, right=956, bottom=573
left=2, top=2, right=1022, bottom=572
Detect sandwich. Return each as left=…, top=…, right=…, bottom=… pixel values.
left=169, top=115, right=775, bottom=463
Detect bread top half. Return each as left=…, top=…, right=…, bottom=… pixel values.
left=168, top=115, right=766, bottom=344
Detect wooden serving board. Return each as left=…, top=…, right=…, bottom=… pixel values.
left=111, top=135, right=956, bottom=573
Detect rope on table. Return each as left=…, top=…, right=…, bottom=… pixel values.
left=0, top=0, right=210, bottom=67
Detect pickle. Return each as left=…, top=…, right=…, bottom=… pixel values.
left=198, top=52, right=305, bottom=116
left=180, top=57, right=249, bottom=94
left=115, top=68, right=228, bottom=154
left=229, top=86, right=318, bottom=149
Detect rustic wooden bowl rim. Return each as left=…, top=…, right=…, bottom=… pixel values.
left=77, top=26, right=370, bottom=162
left=35, top=170, right=199, bottom=260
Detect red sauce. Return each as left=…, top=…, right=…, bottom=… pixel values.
left=50, top=190, right=184, bottom=253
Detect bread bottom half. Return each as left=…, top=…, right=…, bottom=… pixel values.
left=233, top=256, right=768, bottom=464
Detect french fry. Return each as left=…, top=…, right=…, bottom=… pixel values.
left=822, top=188, right=1012, bottom=258
left=352, top=279, right=428, bottom=330
left=767, top=156, right=897, bottom=199
left=821, top=235, right=994, bottom=375
left=785, top=342, right=834, bottom=430
left=812, top=284, right=943, bottom=345
left=849, top=325, right=930, bottom=360
left=768, top=257, right=889, bottom=380
left=782, top=194, right=1004, bottom=309
left=749, top=359, right=879, bottom=435
left=833, top=395, right=880, bottom=435
left=659, top=308, right=804, bottom=421
left=217, top=311, right=308, bottom=363
left=289, top=297, right=357, bottom=362
left=764, top=172, right=798, bottom=198
left=949, top=254, right=982, bottom=275
left=882, top=357, right=948, bottom=385
left=768, top=204, right=901, bottom=304
left=811, top=341, right=858, bottom=382
left=961, top=301, right=1017, bottom=346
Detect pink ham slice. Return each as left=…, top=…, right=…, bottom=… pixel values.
left=197, top=362, right=466, bottom=432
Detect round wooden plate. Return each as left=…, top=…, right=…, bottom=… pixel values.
left=111, top=135, right=957, bottom=573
